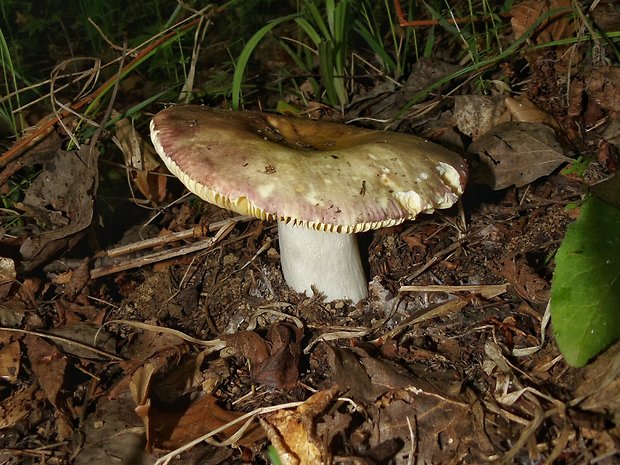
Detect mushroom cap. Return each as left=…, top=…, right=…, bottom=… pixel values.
left=150, top=106, right=467, bottom=233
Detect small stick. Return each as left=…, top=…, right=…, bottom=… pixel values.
left=90, top=219, right=238, bottom=278
left=105, top=215, right=254, bottom=258
left=400, top=283, right=509, bottom=299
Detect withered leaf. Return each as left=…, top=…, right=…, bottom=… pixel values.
left=452, top=95, right=507, bottom=140
left=47, top=321, right=117, bottom=360
left=493, top=255, right=549, bottom=304
left=467, top=122, right=569, bottom=190
left=511, top=0, right=573, bottom=43
left=324, top=344, right=384, bottom=403
left=587, top=65, right=620, bottom=114
left=0, top=384, right=44, bottom=430
left=261, top=387, right=338, bottom=465
left=222, top=322, right=302, bottom=388
left=0, top=257, right=16, bottom=301
left=73, top=394, right=153, bottom=465
left=575, top=341, right=620, bottom=422
left=113, top=114, right=167, bottom=203
left=322, top=346, right=491, bottom=464
left=0, top=340, right=21, bottom=382
left=147, top=394, right=264, bottom=450
left=510, top=0, right=575, bottom=69
left=19, top=146, right=99, bottom=270
left=25, top=335, right=67, bottom=411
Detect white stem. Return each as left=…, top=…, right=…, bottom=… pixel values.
left=277, top=221, right=368, bottom=303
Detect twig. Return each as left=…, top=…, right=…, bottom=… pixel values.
left=90, top=218, right=239, bottom=278
left=105, top=215, right=253, bottom=258
left=399, top=283, right=509, bottom=299
left=404, top=240, right=463, bottom=282
left=374, top=298, right=468, bottom=343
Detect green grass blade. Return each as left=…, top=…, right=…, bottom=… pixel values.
left=305, top=2, right=331, bottom=42
left=231, top=13, right=298, bottom=110
left=0, top=26, right=20, bottom=136
left=294, top=17, right=322, bottom=46
left=353, top=20, right=396, bottom=74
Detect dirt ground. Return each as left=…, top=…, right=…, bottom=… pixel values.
left=1, top=3, right=620, bottom=465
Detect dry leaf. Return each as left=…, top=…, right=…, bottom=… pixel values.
left=510, top=0, right=576, bottom=69
left=493, top=255, right=549, bottom=304
left=467, top=122, right=569, bottom=189
left=322, top=346, right=489, bottom=464
left=591, top=0, right=620, bottom=32
left=0, top=257, right=16, bottom=301
left=575, top=341, right=620, bottom=424
left=452, top=95, right=507, bottom=140
left=0, top=340, right=21, bottom=382
left=222, top=322, right=302, bottom=388
left=511, top=0, right=573, bottom=44
left=325, top=344, right=385, bottom=403
left=113, top=114, right=167, bottom=203
left=0, top=384, right=44, bottom=430
left=19, top=146, right=99, bottom=270
left=47, top=321, right=116, bottom=360
left=261, top=388, right=338, bottom=465
left=73, top=394, right=153, bottom=465
left=587, top=65, right=620, bottom=114
left=25, top=335, right=68, bottom=412
left=148, top=394, right=264, bottom=450
left=504, top=96, right=561, bottom=131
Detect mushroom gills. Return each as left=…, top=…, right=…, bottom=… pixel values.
left=277, top=221, right=367, bottom=303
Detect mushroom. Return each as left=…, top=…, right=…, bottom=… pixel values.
left=150, top=106, right=467, bottom=303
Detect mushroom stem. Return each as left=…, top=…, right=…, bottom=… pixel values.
left=277, top=221, right=368, bottom=303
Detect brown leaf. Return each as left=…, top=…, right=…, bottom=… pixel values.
left=511, top=0, right=573, bottom=43
left=19, top=145, right=99, bottom=270
left=0, top=340, right=21, bottom=382
left=73, top=394, right=153, bottom=465
left=587, top=65, right=620, bottom=114
left=261, top=387, right=339, bottom=465
left=0, top=384, right=44, bottom=430
left=47, top=321, right=117, bottom=360
left=322, top=347, right=492, bottom=463
left=222, top=322, right=302, bottom=388
left=359, top=392, right=479, bottom=464
left=493, top=255, right=549, bottom=303
left=504, top=96, right=561, bottom=131
left=149, top=394, right=265, bottom=450
left=452, top=95, right=508, bottom=140
left=510, top=0, right=575, bottom=70
left=25, top=335, right=68, bottom=411
left=113, top=114, right=167, bottom=203
left=127, top=356, right=264, bottom=451
left=575, top=341, right=620, bottom=423
left=591, top=0, right=620, bottom=32
left=325, top=344, right=384, bottom=403
left=0, top=257, right=16, bottom=301
left=467, top=122, right=569, bottom=190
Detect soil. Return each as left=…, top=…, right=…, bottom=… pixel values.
left=1, top=3, right=619, bottom=465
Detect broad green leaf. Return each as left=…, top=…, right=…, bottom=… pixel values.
left=550, top=196, right=620, bottom=367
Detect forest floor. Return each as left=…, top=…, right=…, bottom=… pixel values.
left=0, top=2, right=619, bottom=464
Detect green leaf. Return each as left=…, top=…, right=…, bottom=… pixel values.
left=550, top=196, right=620, bottom=367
